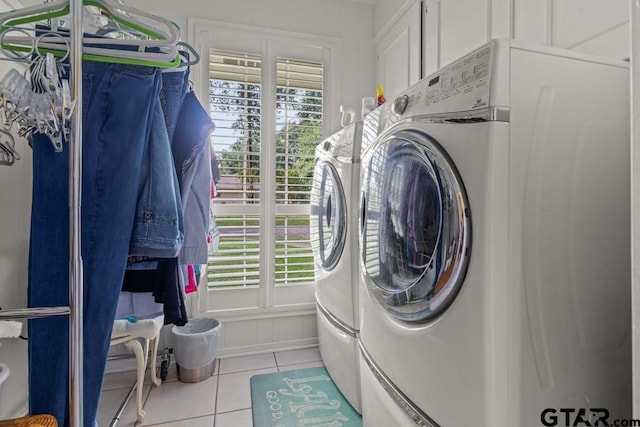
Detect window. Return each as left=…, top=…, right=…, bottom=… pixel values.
left=194, top=22, right=337, bottom=314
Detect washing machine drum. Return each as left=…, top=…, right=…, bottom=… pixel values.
left=310, top=160, right=347, bottom=271
left=360, top=129, right=471, bottom=322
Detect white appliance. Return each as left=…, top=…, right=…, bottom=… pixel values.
left=357, top=39, right=631, bottom=427
left=310, top=122, right=363, bottom=413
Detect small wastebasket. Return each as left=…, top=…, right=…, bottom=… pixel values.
left=172, top=317, right=221, bottom=383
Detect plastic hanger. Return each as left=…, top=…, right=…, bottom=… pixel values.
left=161, top=42, right=199, bottom=74
left=0, top=142, right=15, bottom=165
left=177, top=42, right=199, bottom=67
left=0, top=0, right=180, bottom=68
left=0, top=127, right=20, bottom=165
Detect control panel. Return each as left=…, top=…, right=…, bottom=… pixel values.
left=386, top=43, right=494, bottom=123
left=316, top=122, right=361, bottom=159
left=425, top=45, right=491, bottom=108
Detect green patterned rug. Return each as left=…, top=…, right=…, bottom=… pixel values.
left=250, top=366, right=362, bottom=427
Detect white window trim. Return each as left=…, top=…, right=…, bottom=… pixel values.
left=188, top=18, right=342, bottom=320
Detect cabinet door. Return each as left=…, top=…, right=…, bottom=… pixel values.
left=375, top=0, right=422, bottom=102
left=514, top=0, right=629, bottom=60
left=423, top=0, right=511, bottom=76
left=439, top=0, right=489, bottom=67
left=553, top=0, right=629, bottom=59
left=422, top=0, right=440, bottom=76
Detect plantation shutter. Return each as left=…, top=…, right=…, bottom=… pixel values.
left=274, top=57, right=322, bottom=285
left=207, top=50, right=322, bottom=288
left=208, top=49, right=262, bottom=287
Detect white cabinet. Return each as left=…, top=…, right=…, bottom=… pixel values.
left=422, top=0, right=439, bottom=76
left=374, top=0, right=422, bottom=102
left=438, top=0, right=488, bottom=68
left=422, top=0, right=513, bottom=75
left=419, top=0, right=629, bottom=82
left=513, top=0, right=629, bottom=59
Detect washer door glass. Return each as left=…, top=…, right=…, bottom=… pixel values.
left=360, top=129, right=471, bottom=322
left=310, top=160, right=347, bottom=271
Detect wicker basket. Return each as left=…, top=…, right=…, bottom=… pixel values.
left=0, top=415, right=58, bottom=427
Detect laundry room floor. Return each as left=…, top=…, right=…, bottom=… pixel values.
left=97, top=347, right=324, bottom=427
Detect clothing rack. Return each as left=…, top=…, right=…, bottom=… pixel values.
left=0, top=0, right=84, bottom=425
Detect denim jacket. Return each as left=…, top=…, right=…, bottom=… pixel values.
left=129, top=87, right=184, bottom=257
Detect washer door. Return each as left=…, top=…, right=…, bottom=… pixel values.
left=360, top=129, right=471, bottom=322
left=310, top=160, right=347, bottom=272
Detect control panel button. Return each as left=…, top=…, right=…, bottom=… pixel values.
left=392, top=95, right=409, bottom=115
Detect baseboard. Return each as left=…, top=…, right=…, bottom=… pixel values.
left=105, top=338, right=320, bottom=374
left=216, top=338, right=319, bottom=358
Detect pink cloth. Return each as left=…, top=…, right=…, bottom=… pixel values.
left=185, top=264, right=198, bottom=294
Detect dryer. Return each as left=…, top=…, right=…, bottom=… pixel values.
left=310, top=121, right=363, bottom=413
left=358, top=39, right=631, bottom=426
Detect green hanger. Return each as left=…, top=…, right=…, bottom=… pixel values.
left=0, top=0, right=181, bottom=68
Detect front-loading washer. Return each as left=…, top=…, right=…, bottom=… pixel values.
left=310, top=121, right=364, bottom=413
left=358, top=39, right=631, bottom=426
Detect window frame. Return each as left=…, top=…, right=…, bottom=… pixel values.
left=188, top=18, right=341, bottom=318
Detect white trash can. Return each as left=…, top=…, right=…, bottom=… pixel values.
left=171, top=318, right=221, bottom=383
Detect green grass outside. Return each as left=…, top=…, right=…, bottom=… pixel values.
left=207, top=239, right=314, bottom=288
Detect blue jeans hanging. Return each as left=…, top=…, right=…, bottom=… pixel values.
left=28, top=61, right=162, bottom=427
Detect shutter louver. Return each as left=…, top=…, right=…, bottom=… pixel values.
left=274, top=57, right=322, bottom=285
left=207, top=50, right=322, bottom=288
left=209, top=50, right=261, bottom=205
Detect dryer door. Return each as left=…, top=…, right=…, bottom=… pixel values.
left=360, top=128, right=471, bottom=322
left=310, top=159, right=347, bottom=272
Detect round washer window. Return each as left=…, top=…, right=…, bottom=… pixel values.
left=360, top=129, right=471, bottom=322
left=310, top=161, right=347, bottom=271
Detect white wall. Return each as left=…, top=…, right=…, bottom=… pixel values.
left=632, top=0, right=640, bottom=419
left=0, top=1, right=31, bottom=419
left=373, top=0, right=408, bottom=37
left=0, top=130, right=31, bottom=421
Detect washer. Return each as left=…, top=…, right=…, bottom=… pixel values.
left=358, top=39, right=631, bottom=427
left=310, top=121, right=364, bottom=413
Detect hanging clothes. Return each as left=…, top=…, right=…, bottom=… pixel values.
left=121, top=66, right=194, bottom=327
left=185, top=264, right=198, bottom=294
left=172, top=90, right=216, bottom=265
left=121, top=258, right=188, bottom=326
left=29, top=61, right=163, bottom=427
left=23, top=12, right=199, bottom=426
left=127, top=66, right=190, bottom=260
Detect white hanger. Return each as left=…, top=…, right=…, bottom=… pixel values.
left=0, top=0, right=181, bottom=67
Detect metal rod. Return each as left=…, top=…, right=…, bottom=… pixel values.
left=108, top=354, right=155, bottom=427
left=69, top=0, right=83, bottom=424
left=108, top=380, right=137, bottom=427
left=0, top=307, right=70, bottom=320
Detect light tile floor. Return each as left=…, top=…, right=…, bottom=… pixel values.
left=98, top=347, right=323, bottom=427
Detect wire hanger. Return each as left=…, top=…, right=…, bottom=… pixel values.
left=0, top=0, right=181, bottom=68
